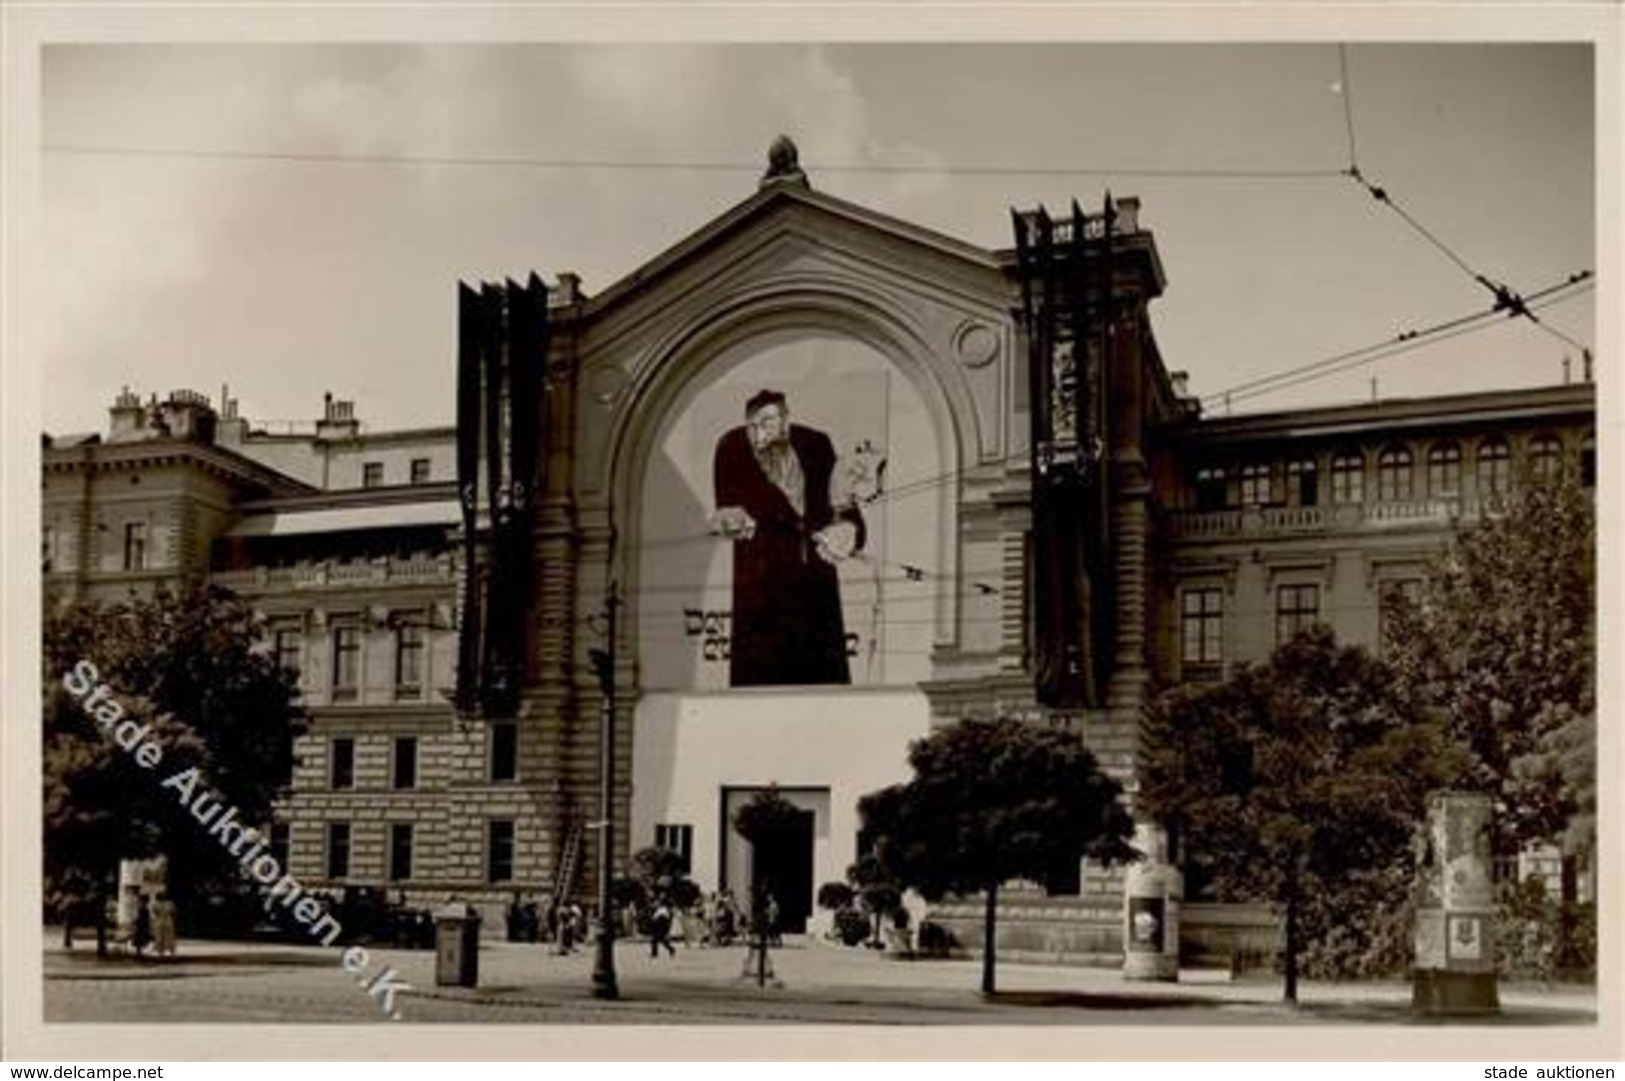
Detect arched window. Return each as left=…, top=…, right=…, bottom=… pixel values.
left=1428, top=442, right=1461, bottom=498
left=1377, top=445, right=1414, bottom=502
left=1330, top=450, right=1364, bottom=505
left=1527, top=434, right=1563, bottom=484
left=1239, top=462, right=1272, bottom=507
left=1477, top=437, right=1511, bottom=499
left=1193, top=464, right=1229, bottom=511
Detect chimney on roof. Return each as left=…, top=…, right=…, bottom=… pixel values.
left=158, top=388, right=218, bottom=443
left=108, top=385, right=148, bottom=443
left=316, top=391, right=360, bottom=440
left=216, top=382, right=247, bottom=445
left=1583, top=348, right=1593, bottom=383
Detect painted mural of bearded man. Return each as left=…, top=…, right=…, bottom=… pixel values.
left=710, top=389, right=866, bottom=687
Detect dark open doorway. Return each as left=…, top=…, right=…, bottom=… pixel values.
left=754, top=806, right=815, bottom=933
left=720, top=787, right=824, bottom=935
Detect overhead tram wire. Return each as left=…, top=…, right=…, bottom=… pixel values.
left=1199, top=271, right=1592, bottom=407
left=43, top=142, right=1348, bottom=182
left=1206, top=278, right=1594, bottom=409
left=1333, top=46, right=1590, bottom=356
left=1338, top=44, right=1360, bottom=175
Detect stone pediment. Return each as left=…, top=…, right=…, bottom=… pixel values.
left=579, top=181, right=1006, bottom=332
left=573, top=179, right=1021, bottom=497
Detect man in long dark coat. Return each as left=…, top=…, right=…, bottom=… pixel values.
left=711, top=389, right=865, bottom=686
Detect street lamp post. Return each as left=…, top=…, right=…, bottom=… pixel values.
left=589, top=580, right=620, bottom=1000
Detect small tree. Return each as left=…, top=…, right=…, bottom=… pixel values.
left=43, top=586, right=306, bottom=943
left=1139, top=628, right=1461, bottom=1002
left=630, top=845, right=700, bottom=909
left=859, top=716, right=1135, bottom=994
left=847, top=853, right=904, bottom=947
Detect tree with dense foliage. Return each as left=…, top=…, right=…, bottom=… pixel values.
left=859, top=716, right=1135, bottom=994
left=1139, top=629, right=1462, bottom=1002
left=630, top=845, right=701, bottom=909
left=43, top=586, right=306, bottom=945
left=1385, top=476, right=1595, bottom=966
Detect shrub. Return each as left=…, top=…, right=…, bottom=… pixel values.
left=916, top=920, right=958, bottom=958
left=834, top=906, right=871, bottom=947
left=817, top=881, right=856, bottom=912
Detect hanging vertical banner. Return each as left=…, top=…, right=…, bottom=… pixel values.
left=1013, top=195, right=1117, bottom=710
left=455, top=275, right=550, bottom=718
left=454, top=283, right=484, bottom=714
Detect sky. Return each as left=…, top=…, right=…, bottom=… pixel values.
left=37, top=41, right=1597, bottom=437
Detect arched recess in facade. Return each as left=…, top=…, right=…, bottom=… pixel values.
left=601, top=277, right=981, bottom=675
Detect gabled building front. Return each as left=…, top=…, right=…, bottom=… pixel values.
left=46, top=141, right=1594, bottom=955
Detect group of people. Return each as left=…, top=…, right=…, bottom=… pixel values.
left=129, top=892, right=178, bottom=959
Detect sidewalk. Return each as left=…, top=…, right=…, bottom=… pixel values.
left=43, top=931, right=1598, bottom=1025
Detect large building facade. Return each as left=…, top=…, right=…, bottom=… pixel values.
left=42, top=156, right=1595, bottom=950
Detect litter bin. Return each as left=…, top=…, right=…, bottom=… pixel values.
left=435, top=903, right=481, bottom=988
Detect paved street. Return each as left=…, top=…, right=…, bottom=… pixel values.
left=42, top=932, right=1597, bottom=1026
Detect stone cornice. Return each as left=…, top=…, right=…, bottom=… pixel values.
left=42, top=438, right=314, bottom=497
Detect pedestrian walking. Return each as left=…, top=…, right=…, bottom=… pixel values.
left=151, top=891, right=178, bottom=957
left=648, top=900, right=676, bottom=958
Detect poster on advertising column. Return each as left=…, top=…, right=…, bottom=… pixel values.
left=637, top=331, right=943, bottom=691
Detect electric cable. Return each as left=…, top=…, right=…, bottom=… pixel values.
left=43, top=142, right=1349, bottom=181
left=1212, top=281, right=1593, bottom=408
left=1199, top=272, right=1592, bottom=407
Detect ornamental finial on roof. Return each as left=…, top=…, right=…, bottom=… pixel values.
left=761, top=134, right=809, bottom=191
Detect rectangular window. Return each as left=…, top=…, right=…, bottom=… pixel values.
left=269, top=822, right=290, bottom=872
left=489, top=722, right=518, bottom=783
left=1275, top=584, right=1320, bottom=645
left=1239, top=463, right=1272, bottom=507
left=43, top=524, right=59, bottom=573
left=330, top=737, right=355, bottom=790
left=410, top=458, right=431, bottom=484
left=395, top=623, right=423, bottom=695
left=654, top=823, right=694, bottom=874
left=273, top=626, right=303, bottom=682
left=123, top=521, right=148, bottom=571
left=1180, top=588, right=1224, bottom=672
left=392, top=736, right=418, bottom=790
left=362, top=462, right=384, bottom=488
left=389, top=823, right=414, bottom=882
left=331, top=623, right=360, bottom=699
left=487, top=820, right=515, bottom=883
left=326, top=822, right=351, bottom=879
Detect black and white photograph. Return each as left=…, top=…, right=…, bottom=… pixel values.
left=3, top=4, right=1618, bottom=1067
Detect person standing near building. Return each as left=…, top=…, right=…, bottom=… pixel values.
left=151, top=891, right=178, bottom=957
left=131, top=894, right=153, bottom=959
left=711, top=389, right=865, bottom=687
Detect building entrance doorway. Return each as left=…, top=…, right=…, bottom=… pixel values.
left=754, top=807, right=814, bottom=934
left=720, top=786, right=826, bottom=935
